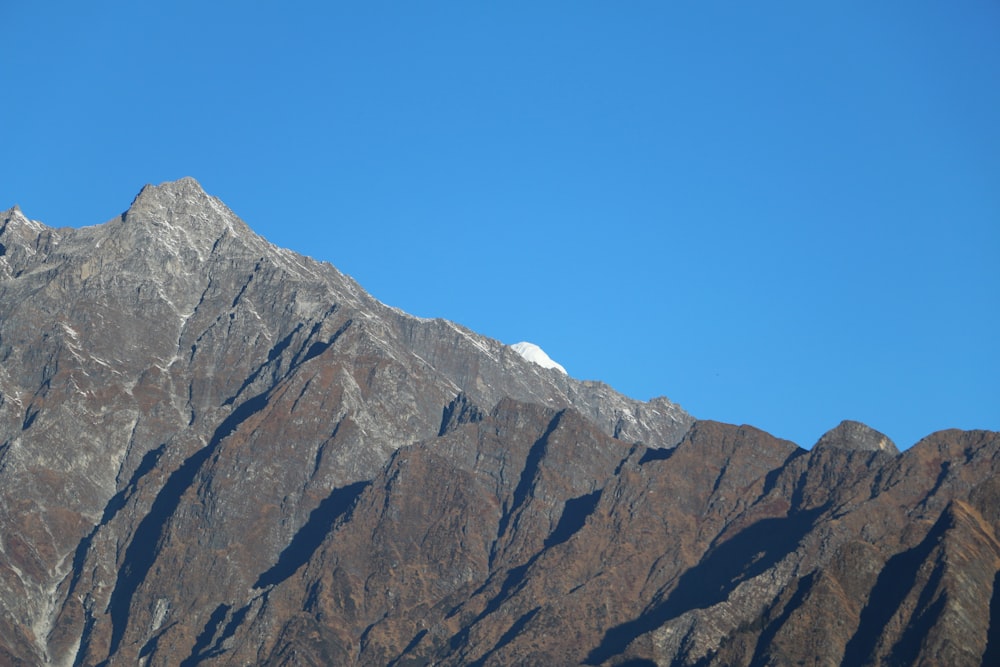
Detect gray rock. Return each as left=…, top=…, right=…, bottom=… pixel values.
left=1, top=179, right=995, bottom=667
left=814, top=419, right=899, bottom=454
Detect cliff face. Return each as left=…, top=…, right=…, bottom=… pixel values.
left=0, top=179, right=996, bottom=666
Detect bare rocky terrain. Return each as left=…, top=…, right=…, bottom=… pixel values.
left=1, top=178, right=997, bottom=666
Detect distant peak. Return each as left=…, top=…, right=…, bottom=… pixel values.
left=511, top=341, right=567, bottom=374
left=129, top=177, right=209, bottom=208
left=156, top=175, right=207, bottom=194
left=814, top=420, right=898, bottom=454
left=124, top=177, right=247, bottom=230
left=2, top=203, right=46, bottom=233
left=3, top=203, right=27, bottom=220
left=117, top=177, right=257, bottom=262
left=150, top=175, right=205, bottom=190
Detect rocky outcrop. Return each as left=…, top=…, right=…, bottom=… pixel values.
left=814, top=419, right=899, bottom=454
left=0, top=179, right=996, bottom=666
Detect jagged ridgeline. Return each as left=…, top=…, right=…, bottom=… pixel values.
left=0, top=179, right=997, bottom=666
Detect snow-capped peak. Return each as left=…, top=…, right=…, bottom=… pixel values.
left=510, top=341, right=567, bottom=375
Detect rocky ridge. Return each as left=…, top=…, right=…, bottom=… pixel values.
left=0, top=179, right=996, bottom=666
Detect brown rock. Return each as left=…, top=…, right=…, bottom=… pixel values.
left=1, top=180, right=996, bottom=666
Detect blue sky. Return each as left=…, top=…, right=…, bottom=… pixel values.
left=3, top=2, right=998, bottom=448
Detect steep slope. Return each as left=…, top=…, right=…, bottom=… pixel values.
left=0, top=179, right=997, bottom=666
left=0, top=179, right=689, bottom=666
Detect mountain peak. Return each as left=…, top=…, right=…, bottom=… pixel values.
left=2, top=203, right=43, bottom=230
left=7, top=180, right=992, bottom=667
left=127, top=177, right=217, bottom=217
left=1, top=204, right=53, bottom=278
left=510, top=341, right=567, bottom=374
left=813, top=419, right=899, bottom=454
left=135, top=175, right=207, bottom=197
left=119, top=178, right=254, bottom=258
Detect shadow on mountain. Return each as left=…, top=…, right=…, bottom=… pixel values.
left=294, top=318, right=352, bottom=366
left=100, top=444, right=166, bottom=525
left=179, top=604, right=230, bottom=666
left=758, top=448, right=807, bottom=500
left=468, top=606, right=540, bottom=667
left=255, top=480, right=370, bottom=588
left=841, top=508, right=950, bottom=667
left=438, top=392, right=485, bottom=436
left=586, top=507, right=824, bottom=665
left=983, top=570, right=1000, bottom=667
left=223, top=327, right=301, bottom=406
left=449, top=560, right=534, bottom=653
left=638, top=446, right=675, bottom=465
left=106, top=390, right=270, bottom=656
left=387, top=629, right=428, bottom=667
left=66, top=444, right=167, bottom=606
left=748, top=571, right=816, bottom=667
left=545, top=489, right=602, bottom=549
left=492, top=411, right=563, bottom=564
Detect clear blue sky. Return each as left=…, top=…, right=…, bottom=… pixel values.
left=3, top=2, right=998, bottom=449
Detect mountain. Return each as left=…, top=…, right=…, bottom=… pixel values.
left=0, top=178, right=996, bottom=666
left=510, top=341, right=567, bottom=374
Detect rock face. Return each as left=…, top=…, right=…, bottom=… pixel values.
left=0, top=178, right=996, bottom=666
left=814, top=419, right=899, bottom=454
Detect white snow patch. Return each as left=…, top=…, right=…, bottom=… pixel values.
left=59, top=323, right=79, bottom=342
left=510, top=341, right=567, bottom=374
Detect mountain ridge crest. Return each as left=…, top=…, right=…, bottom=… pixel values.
left=0, top=179, right=994, bottom=666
